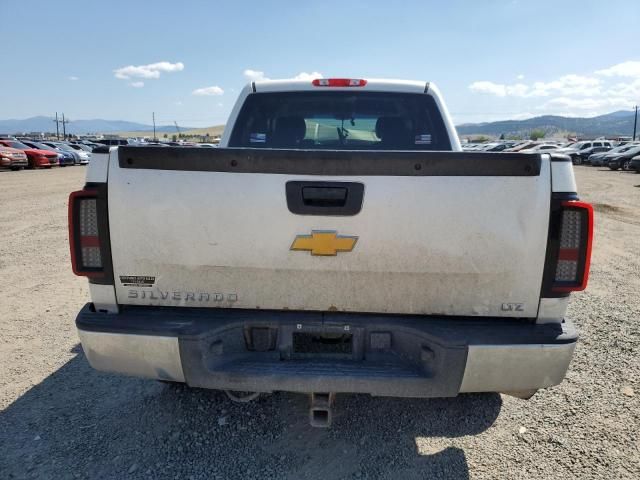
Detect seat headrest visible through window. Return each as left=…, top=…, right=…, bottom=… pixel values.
left=272, top=116, right=307, bottom=147
left=375, top=117, right=412, bottom=147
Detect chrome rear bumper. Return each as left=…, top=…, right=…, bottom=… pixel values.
left=76, top=304, right=577, bottom=396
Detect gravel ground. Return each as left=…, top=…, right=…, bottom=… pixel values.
left=0, top=165, right=639, bottom=479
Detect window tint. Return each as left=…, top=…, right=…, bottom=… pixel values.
left=594, top=142, right=602, bottom=147
left=1, top=140, right=29, bottom=150
left=229, top=91, right=451, bottom=150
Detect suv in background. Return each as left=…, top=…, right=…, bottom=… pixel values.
left=562, top=141, right=614, bottom=165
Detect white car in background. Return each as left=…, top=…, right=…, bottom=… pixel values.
left=518, top=143, right=561, bottom=154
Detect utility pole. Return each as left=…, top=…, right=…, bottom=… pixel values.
left=633, top=105, right=638, bottom=141
left=53, top=112, right=60, bottom=139
left=174, top=121, right=181, bottom=138
left=61, top=113, right=69, bottom=139
left=152, top=112, right=157, bottom=141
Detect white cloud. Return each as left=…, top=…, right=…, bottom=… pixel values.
left=469, top=81, right=529, bottom=97
left=596, top=60, right=640, bottom=78
left=470, top=75, right=600, bottom=98
left=243, top=69, right=323, bottom=82
left=465, top=61, right=640, bottom=120
left=292, top=71, right=323, bottom=80
left=192, top=85, right=224, bottom=96
left=539, top=96, right=631, bottom=110
left=114, top=61, right=184, bottom=80
left=606, top=78, right=640, bottom=98
left=469, top=81, right=507, bottom=96
left=243, top=69, right=269, bottom=81
left=528, top=75, right=601, bottom=97
left=68, top=76, right=79, bottom=81
left=130, top=81, right=144, bottom=88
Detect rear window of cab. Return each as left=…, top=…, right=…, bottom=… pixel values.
left=229, top=91, right=452, bottom=151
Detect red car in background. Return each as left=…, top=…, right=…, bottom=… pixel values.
left=0, top=139, right=59, bottom=168
left=0, top=145, right=29, bottom=170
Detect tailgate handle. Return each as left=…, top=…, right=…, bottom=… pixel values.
left=302, top=187, right=347, bottom=207
left=286, top=181, right=364, bottom=216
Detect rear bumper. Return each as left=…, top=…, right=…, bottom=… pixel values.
left=76, top=304, right=577, bottom=397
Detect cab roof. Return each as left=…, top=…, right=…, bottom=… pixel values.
left=253, top=78, right=431, bottom=94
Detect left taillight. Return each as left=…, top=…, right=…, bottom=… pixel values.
left=69, top=189, right=104, bottom=277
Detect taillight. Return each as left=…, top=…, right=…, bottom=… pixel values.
left=312, top=78, right=367, bottom=87
left=69, top=189, right=105, bottom=277
left=549, top=200, right=593, bottom=293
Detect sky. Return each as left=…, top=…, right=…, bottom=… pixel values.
left=1, top=0, right=639, bottom=127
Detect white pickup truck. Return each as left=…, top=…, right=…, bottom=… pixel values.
left=70, top=78, right=593, bottom=426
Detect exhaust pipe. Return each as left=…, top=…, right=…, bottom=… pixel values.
left=309, top=392, right=334, bottom=428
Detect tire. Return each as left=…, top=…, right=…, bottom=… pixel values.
left=623, top=160, right=631, bottom=171
left=609, top=166, right=619, bottom=171
left=573, top=156, right=582, bottom=165
left=10, top=166, right=21, bottom=171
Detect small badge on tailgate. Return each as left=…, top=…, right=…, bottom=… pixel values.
left=120, top=275, right=156, bottom=287
left=290, top=230, right=358, bottom=256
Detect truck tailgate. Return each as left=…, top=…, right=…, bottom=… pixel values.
left=107, top=148, right=549, bottom=318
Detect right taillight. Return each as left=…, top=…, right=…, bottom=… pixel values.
left=69, top=189, right=104, bottom=277
left=550, top=200, right=593, bottom=293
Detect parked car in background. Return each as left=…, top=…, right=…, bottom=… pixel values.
left=629, top=155, right=640, bottom=173
left=67, top=142, right=93, bottom=153
left=41, top=141, right=88, bottom=165
left=72, top=140, right=102, bottom=149
left=0, top=145, right=28, bottom=170
left=589, top=144, right=637, bottom=166
left=559, top=140, right=614, bottom=164
left=484, top=141, right=519, bottom=152
left=21, top=140, right=75, bottom=166
left=64, top=142, right=92, bottom=162
left=0, top=139, right=58, bottom=168
left=570, top=145, right=612, bottom=165
left=503, top=141, right=538, bottom=152
left=518, top=143, right=561, bottom=154
left=607, top=145, right=640, bottom=170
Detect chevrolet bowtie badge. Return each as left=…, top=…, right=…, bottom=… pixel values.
left=290, top=231, right=358, bottom=256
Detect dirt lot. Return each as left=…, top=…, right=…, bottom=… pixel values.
left=1, top=165, right=639, bottom=479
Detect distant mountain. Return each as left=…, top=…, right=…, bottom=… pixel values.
left=0, top=116, right=193, bottom=135
left=456, top=110, right=636, bottom=138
